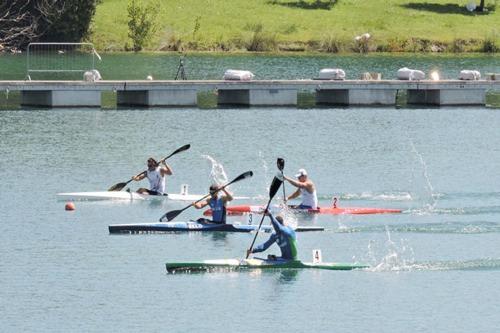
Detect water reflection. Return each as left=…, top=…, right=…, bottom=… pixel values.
left=277, top=269, right=299, bottom=284
left=206, top=231, right=228, bottom=243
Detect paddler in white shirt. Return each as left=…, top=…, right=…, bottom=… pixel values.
left=133, top=157, right=172, bottom=195
left=283, top=168, right=318, bottom=209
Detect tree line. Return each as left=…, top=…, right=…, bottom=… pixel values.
left=0, top=0, right=99, bottom=52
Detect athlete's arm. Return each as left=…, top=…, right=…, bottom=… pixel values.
left=286, top=188, right=300, bottom=201
left=160, top=162, right=173, bottom=176
left=221, top=188, right=233, bottom=203
left=252, top=234, right=277, bottom=253
left=269, top=214, right=286, bottom=234
left=193, top=199, right=209, bottom=209
left=285, top=176, right=314, bottom=193
left=133, top=171, right=146, bottom=181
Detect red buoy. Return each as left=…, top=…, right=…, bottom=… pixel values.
left=65, top=202, right=76, bottom=211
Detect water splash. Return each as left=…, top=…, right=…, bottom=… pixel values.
left=258, top=151, right=269, bottom=180
left=278, top=204, right=299, bottom=229
left=201, top=155, right=228, bottom=186
left=257, top=151, right=271, bottom=200
left=367, top=228, right=416, bottom=272
left=408, top=137, right=437, bottom=212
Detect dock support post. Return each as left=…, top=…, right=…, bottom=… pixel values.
left=217, top=90, right=250, bottom=106
left=249, top=89, right=297, bottom=106
left=407, top=89, right=486, bottom=106
left=21, top=90, right=101, bottom=107
left=315, top=89, right=349, bottom=105
left=117, top=90, right=197, bottom=107
left=316, top=89, right=396, bottom=106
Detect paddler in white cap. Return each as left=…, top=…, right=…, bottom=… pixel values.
left=283, top=168, right=318, bottom=209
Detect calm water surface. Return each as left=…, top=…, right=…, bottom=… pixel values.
left=1, top=106, right=500, bottom=332
left=1, top=53, right=499, bottom=80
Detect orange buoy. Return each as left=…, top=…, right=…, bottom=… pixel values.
left=65, top=202, right=76, bottom=211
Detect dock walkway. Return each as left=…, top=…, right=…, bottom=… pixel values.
left=1, top=80, right=499, bottom=107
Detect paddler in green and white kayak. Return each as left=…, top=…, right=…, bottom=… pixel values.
left=194, top=184, right=233, bottom=224
left=133, top=157, right=173, bottom=195
left=283, top=168, right=318, bottom=209
left=247, top=212, right=297, bottom=260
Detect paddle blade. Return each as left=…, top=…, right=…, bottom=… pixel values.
left=108, top=182, right=127, bottom=191
left=160, top=209, right=182, bottom=222
left=229, top=171, right=253, bottom=185
left=171, top=144, right=191, bottom=156
left=268, top=176, right=283, bottom=199
left=277, top=158, right=285, bottom=171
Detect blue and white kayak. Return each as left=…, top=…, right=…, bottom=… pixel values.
left=108, top=221, right=324, bottom=233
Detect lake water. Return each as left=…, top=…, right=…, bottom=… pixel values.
left=1, top=54, right=500, bottom=332
left=1, top=52, right=499, bottom=81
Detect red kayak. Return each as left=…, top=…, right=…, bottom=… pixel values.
left=204, top=204, right=402, bottom=216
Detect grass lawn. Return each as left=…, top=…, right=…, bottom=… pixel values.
left=91, top=0, right=500, bottom=52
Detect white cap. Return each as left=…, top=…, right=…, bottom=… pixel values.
left=295, top=168, right=308, bottom=178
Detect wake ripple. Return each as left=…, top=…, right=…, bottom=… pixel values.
left=319, top=192, right=412, bottom=202
left=406, top=206, right=500, bottom=216
left=317, top=192, right=500, bottom=202
left=335, top=221, right=500, bottom=234
left=369, top=258, right=500, bottom=272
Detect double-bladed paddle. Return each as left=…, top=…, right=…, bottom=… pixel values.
left=277, top=157, right=286, bottom=201
left=159, top=170, right=253, bottom=222
left=246, top=175, right=283, bottom=259
left=107, top=144, right=191, bottom=192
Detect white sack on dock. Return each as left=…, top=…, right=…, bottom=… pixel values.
left=318, top=68, right=346, bottom=80
left=397, top=67, right=425, bottom=80
left=223, top=70, right=254, bottom=81
left=459, top=70, right=481, bottom=80
left=83, top=69, right=102, bottom=82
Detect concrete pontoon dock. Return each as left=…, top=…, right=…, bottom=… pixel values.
left=1, top=79, right=499, bottom=107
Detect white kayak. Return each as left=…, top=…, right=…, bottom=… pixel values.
left=57, top=191, right=207, bottom=202
left=57, top=185, right=248, bottom=202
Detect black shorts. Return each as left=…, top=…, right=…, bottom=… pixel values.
left=196, top=218, right=225, bottom=225
left=145, top=190, right=162, bottom=195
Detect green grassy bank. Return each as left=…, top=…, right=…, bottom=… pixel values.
left=93, top=0, right=498, bottom=53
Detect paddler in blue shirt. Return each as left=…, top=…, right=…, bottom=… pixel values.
left=247, top=212, right=298, bottom=261
left=194, top=184, right=233, bottom=224
left=284, top=168, right=318, bottom=209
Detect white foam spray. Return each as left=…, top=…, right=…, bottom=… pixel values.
left=366, top=227, right=416, bottom=272
left=202, top=155, right=229, bottom=187
left=408, top=136, right=437, bottom=213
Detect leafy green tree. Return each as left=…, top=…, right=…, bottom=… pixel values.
left=44, top=0, right=100, bottom=42
left=127, top=0, right=158, bottom=51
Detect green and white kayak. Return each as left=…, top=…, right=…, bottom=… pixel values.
left=165, top=258, right=369, bottom=273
